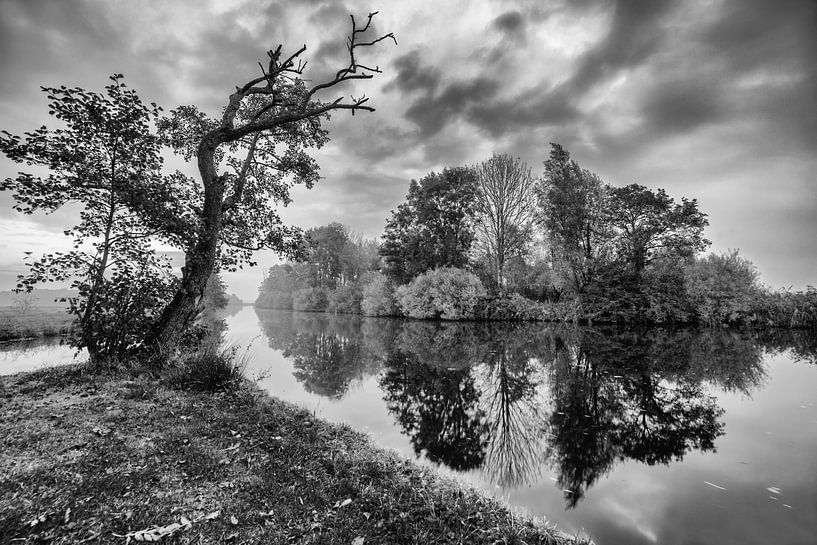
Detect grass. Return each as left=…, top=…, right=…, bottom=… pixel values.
left=0, top=307, right=75, bottom=342
left=0, top=361, right=586, bottom=545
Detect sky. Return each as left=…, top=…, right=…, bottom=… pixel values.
left=0, top=0, right=815, bottom=301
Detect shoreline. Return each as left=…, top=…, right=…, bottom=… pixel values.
left=0, top=363, right=586, bottom=544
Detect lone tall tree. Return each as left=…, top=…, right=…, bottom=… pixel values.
left=150, top=13, right=395, bottom=346
left=474, top=154, right=537, bottom=292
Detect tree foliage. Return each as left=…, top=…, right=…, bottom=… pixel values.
left=380, top=167, right=477, bottom=284
left=605, top=184, right=709, bottom=273
left=0, top=75, right=183, bottom=359
left=538, top=143, right=611, bottom=293
left=255, top=223, right=379, bottom=313
left=684, top=250, right=760, bottom=325
left=396, top=267, right=486, bottom=320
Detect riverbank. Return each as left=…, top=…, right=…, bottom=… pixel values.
left=0, top=363, right=584, bottom=544
left=0, top=307, right=74, bottom=342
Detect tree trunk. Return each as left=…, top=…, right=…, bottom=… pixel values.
left=147, top=136, right=224, bottom=347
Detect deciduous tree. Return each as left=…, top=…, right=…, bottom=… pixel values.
left=380, top=167, right=477, bottom=284
left=605, top=184, right=709, bottom=274
left=150, top=13, right=395, bottom=346
left=473, top=154, right=537, bottom=292
left=538, top=143, right=611, bottom=294
left=0, top=75, right=184, bottom=359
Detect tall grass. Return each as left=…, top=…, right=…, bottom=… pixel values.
left=160, top=344, right=248, bottom=392
left=0, top=308, right=75, bottom=341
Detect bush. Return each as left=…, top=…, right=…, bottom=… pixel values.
left=162, top=345, right=246, bottom=392
left=641, top=261, right=693, bottom=323
left=752, top=287, right=817, bottom=329
left=360, top=272, right=399, bottom=316
left=75, top=266, right=178, bottom=359
left=685, top=250, right=759, bottom=325
left=326, top=283, right=363, bottom=314
left=255, top=290, right=293, bottom=310
left=292, top=287, right=328, bottom=312
left=396, top=267, right=486, bottom=320
left=473, top=294, right=576, bottom=322
left=162, top=346, right=247, bottom=392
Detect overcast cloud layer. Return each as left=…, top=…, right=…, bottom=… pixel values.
left=1, top=0, right=815, bottom=300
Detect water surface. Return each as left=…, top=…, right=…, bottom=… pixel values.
left=2, top=308, right=814, bottom=543
left=229, top=308, right=817, bottom=545
left=0, top=336, right=81, bottom=375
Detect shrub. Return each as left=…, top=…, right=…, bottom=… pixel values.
left=396, top=267, right=486, bottom=320
left=685, top=250, right=759, bottom=325
left=255, top=290, right=293, bottom=310
left=360, top=272, right=399, bottom=316
left=292, top=287, right=328, bottom=312
left=326, top=283, right=362, bottom=314
left=752, top=287, right=817, bottom=329
left=162, top=345, right=246, bottom=392
left=641, top=261, right=693, bottom=323
left=473, top=294, right=576, bottom=322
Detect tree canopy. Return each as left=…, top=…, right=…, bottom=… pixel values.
left=149, top=12, right=396, bottom=346
left=0, top=75, right=183, bottom=358
left=380, top=167, right=477, bottom=284
left=605, top=184, right=709, bottom=273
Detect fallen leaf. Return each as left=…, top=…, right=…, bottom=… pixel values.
left=337, top=498, right=352, bottom=508
left=204, top=511, right=220, bottom=520
left=703, top=481, right=727, bottom=491
left=230, top=515, right=238, bottom=525
left=91, top=426, right=110, bottom=436
left=352, top=537, right=365, bottom=545
left=126, top=522, right=182, bottom=542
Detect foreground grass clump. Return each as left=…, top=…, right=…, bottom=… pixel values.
left=0, top=307, right=75, bottom=341
left=0, top=364, right=583, bottom=544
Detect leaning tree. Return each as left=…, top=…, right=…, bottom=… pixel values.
left=150, top=13, right=395, bottom=346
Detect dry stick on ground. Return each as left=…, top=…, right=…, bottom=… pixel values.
left=149, top=12, right=396, bottom=346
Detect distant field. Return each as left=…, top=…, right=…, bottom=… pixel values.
left=0, top=307, right=75, bottom=342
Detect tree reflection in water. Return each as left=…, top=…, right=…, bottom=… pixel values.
left=256, top=309, right=811, bottom=508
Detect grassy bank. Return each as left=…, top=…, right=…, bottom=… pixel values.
left=0, top=363, right=584, bottom=544
left=0, top=307, right=75, bottom=342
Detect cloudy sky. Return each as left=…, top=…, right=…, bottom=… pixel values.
left=1, top=0, right=815, bottom=301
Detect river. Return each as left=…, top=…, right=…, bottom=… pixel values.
left=2, top=306, right=816, bottom=544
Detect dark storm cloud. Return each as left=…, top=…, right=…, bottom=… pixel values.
left=468, top=87, right=578, bottom=136
left=592, top=0, right=817, bottom=159
left=702, top=0, right=816, bottom=73
left=404, top=77, right=501, bottom=137
left=698, top=0, right=817, bottom=152
left=492, top=10, right=525, bottom=38
left=384, top=50, right=442, bottom=95
left=639, top=78, right=725, bottom=135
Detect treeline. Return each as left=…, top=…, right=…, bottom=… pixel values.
left=257, top=144, right=816, bottom=328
